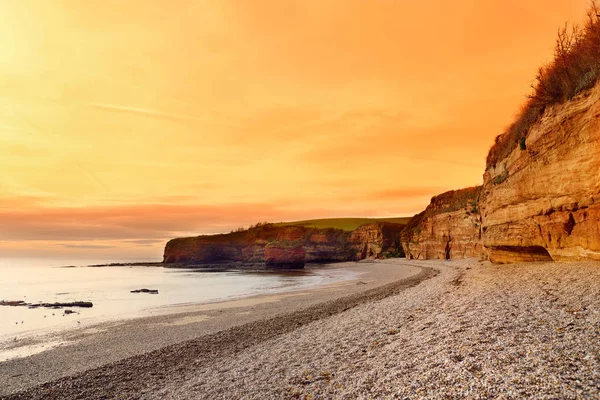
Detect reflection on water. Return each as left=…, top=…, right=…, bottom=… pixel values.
left=0, top=260, right=359, bottom=343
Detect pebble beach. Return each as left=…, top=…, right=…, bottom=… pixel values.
left=2, top=259, right=599, bottom=399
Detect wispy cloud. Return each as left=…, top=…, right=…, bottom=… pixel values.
left=360, top=187, right=448, bottom=201
left=60, top=243, right=114, bottom=249
left=74, top=162, right=108, bottom=190
left=0, top=200, right=422, bottom=243
left=0, top=195, right=51, bottom=209
left=87, top=102, right=210, bottom=123
left=125, top=239, right=165, bottom=246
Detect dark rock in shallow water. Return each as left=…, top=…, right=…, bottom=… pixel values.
left=32, top=301, right=93, bottom=309
left=0, top=300, right=26, bottom=306
left=1, top=301, right=94, bottom=309
left=130, top=288, right=159, bottom=294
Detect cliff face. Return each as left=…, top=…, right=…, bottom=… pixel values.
left=163, top=222, right=406, bottom=268
left=349, top=222, right=405, bottom=259
left=264, top=227, right=306, bottom=269
left=401, top=187, right=483, bottom=260
left=481, top=83, right=600, bottom=263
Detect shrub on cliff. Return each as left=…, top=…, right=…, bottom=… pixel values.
left=487, top=1, right=600, bottom=169
left=401, top=211, right=426, bottom=243
left=429, top=186, right=482, bottom=216
left=266, top=238, right=303, bottom=249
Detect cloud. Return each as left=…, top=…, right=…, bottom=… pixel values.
left=0, top=195, right=51, bottom=209
left=0, top=239, right=165, bottom=261
left=0, top=200, right=422, bottom=243
left=221, top=106, right=411, bottom=149
left=60, top=243, right=114, bottom=249
left=360, top=187, right=448, bottom=201
left=87, top=102, right=211, bottom=123
left=298, top=113, right=489, bottom=169
left=125, top=239, right=165, bottom=246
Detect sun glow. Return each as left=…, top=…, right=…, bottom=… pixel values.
left=0, top=0, right=589, bottom=259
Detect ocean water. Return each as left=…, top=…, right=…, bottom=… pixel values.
left=0, top=258, right=360, bottom=344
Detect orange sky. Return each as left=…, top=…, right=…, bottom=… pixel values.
left=0, top=0, right=590, bottom=261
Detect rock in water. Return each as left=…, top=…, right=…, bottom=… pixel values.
left=130, top=289, right=159, bottom=294
left=0, top=300, right=27, bottom=306
left=4, top=301, right=93, bottom=309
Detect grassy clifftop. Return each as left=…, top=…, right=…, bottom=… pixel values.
left=276, top=217, right=411, bottom=231
left=163, top=219, right=409, bottom=265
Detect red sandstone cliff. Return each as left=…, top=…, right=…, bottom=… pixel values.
left=401, top=187, right=483, bottom=260
left=480, top=83, right=600, bottom=263
left=163, top=222, right=405, bottom=268
left=349, top=222, right=405, bottom=259
left=264, top=227, right=306, bottom=269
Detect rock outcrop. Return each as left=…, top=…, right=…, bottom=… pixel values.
left=349, top=222, right=405, bottom=259
left=163, top=222, right=406, bottom=268
left=401, top=187, right=483, bottom=260
left=264, top=227, right=306, bottom=269
left=0, top=301, right=94, bottom=309
left=481, top=83, right=600, bottom=263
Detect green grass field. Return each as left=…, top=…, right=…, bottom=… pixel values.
left=276, top=217, right=412, bottom=231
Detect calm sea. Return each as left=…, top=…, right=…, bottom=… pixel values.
left=0, top=258, right=359, bottom=346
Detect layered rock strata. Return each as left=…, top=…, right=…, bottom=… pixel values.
left=481, top=83, right=600, bottom=263
left=163, top=222, right=406, bottom=268
left=401, top=187, right=483, bottom=260
left=264, top=227, right=306, bottom=269
left=349, top=222, right=405, bottom=259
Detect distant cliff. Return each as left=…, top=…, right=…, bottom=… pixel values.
left=480, top=82, right=600, bottom=263
left=401, top=187, right=482, bottom=260
left=163, top=222, right=405, bottom=268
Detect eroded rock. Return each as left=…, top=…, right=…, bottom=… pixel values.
left=130, top=289, right=159, bottom=294
left=163, top=222, right=406, bottom=268
left=401, top=187, right=483, bottom=260
left=481, top=82, right=600, bottom=262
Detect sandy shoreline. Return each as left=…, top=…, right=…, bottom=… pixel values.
left=0, top=260, right=425, bottom=398
left=2, top=258, right=599, bottom=399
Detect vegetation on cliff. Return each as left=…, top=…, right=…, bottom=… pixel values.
left=401, top=186, right=482, bottom=260
left=487, top=1, right=600, bottom=169
left=481, top=78, right=600, bottom=262
left=278, top=217, right=411, bottom=231
left=229, top=218, right=411, bottom=234
left=480, top=2, right=600, bottom=263
left=163, top=220, right=407, bottom=267
left=428, top=187, right=481, bottom=216
left=391, top=187, right=481, bottom=246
